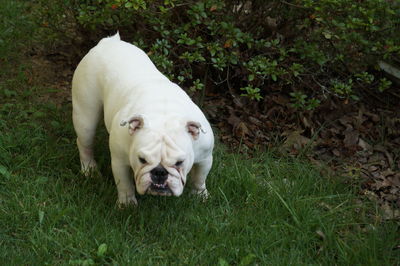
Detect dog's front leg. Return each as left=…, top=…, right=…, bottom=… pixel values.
left=111, top=159, right=137, bottom=207
left=190, top=155, right=213, bottom=199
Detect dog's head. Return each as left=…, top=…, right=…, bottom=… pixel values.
left=120, top=115, right=203, bottom=196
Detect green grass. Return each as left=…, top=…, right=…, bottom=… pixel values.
left=1, top=1, right=399, bottom=265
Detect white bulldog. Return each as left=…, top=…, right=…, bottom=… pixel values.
left=72, top=33, right=214, bottom=206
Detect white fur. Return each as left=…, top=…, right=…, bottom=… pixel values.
left=72, top=33, right=214, bottom=205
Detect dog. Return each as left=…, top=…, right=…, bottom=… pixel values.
left=72, top=33, right=214, bottom=206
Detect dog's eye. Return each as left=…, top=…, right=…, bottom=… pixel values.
left=175, top=160, right=183, bottom=167
left=139, top=157, right=147, bottom=164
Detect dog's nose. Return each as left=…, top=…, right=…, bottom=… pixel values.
left=150, top=165, right=168, bottom=184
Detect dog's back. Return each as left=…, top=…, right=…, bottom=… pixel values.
left=74, top=33, right=167, bottom=89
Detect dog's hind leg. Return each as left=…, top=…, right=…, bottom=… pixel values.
left=72, top=67, right=103, bottom=175
left=72, top=99, right=102, bottom=175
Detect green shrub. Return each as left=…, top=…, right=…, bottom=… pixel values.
left=35, top=0, right=400, bottom=109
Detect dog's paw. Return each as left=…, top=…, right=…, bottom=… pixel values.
left=117, top=194, right=138, bottom=208
left=191, top=188, right=209, bottom=202
left=80, top=160, right=99, bottom=177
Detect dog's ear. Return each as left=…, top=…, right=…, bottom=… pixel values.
left=186, top=121, right=204, bottom=140
left=120, top=115, right=144, bottom=135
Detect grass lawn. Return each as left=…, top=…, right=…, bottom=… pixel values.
left=1, top=1, right=399, bottom=265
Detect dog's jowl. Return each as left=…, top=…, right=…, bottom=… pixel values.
left=72, top=33, right=214, bottom=206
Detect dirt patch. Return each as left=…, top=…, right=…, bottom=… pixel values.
left=26, top=46, right=79, bottom=107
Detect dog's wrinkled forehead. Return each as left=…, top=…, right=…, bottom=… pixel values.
left=162, top=134, right=185, bottom=157
left=135, top=131, right=186, bottom=164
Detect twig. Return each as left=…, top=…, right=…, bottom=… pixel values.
left=388, top=91, right=400, bottom=100
left=199, top=65, right=209, bottom=108
left=280, top=0, right=308, bottom=9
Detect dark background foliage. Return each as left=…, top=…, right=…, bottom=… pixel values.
left=36, top=0, right=400, bottom=108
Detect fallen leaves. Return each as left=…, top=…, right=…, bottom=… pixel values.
left=281, top=130, right=313, bottom=155
left=204, top=91, right=400, bottom=219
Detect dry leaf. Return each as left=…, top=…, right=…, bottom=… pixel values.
left=343, top=129, right=359, bottom=148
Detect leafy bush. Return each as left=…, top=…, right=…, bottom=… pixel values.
left=35, top=0, right=400, bottom=109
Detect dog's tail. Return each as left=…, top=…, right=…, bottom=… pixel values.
left=109, top=31, right=120, bottom=41
left=98, top=32, right=121, bottom=45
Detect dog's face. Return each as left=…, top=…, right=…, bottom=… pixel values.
left=122, top=116, right=202, bottom=196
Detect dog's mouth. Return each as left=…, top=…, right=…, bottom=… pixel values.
left=147, top=183, right=173, bottom=196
